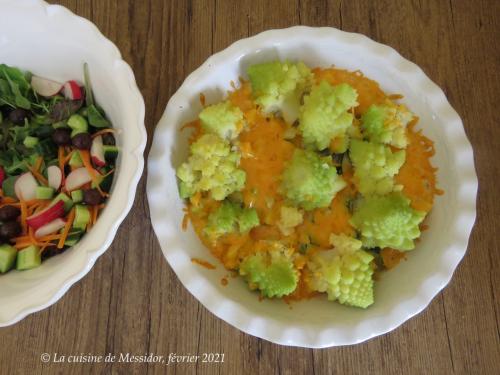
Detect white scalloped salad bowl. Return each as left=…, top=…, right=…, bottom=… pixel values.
left=147, top=27, right=477, bottom=347
left=0, top=0, right=146, bottom=326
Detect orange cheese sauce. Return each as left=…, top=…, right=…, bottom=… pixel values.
left=395, top=121, right=444, bottom=213
left=184, top=68, right=442, bottom=301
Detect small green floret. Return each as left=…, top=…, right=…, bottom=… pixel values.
left=349, top=139, right=405, bottom=195
left=239, top=243, right=298, bottom=298
left=281, top=149, right=346, bottom=210
left=350, top=193, right=426, bottom=251
left=362, top=101, right=414, bottom=148
left=307, top=234, right=374, bottom=308
left=176, top=134, right=246, bottom=200
left=204, top=201, right=259, bottom=239
left=199, top=100, right=244, bottom=140
left=247, top=60, right=313, bottom=124
left=299, top=81, right=358, bottom=151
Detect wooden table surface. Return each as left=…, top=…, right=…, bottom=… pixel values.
left=1, top=0, right=499, bottom=374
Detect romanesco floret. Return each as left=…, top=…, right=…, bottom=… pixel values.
left=277, top=206, right=304, bottom=235
left=239, top=242, right=298, bottom=298
left=176, top=134, right=246, bottom=200
left=204, top=201, right=259, bottom=239
left=247, top=60, right=313, bottom=124
left=298, top=81, right=358, bottom=151
left=349, top=139, right=405, bottom=195
left=362, top=100, right=414, bottom=148
left=307, top=234, right=374, bottom=308
left=281, top=149, right=346, bottom=210
left=350, top=193, right=426, bottom=251
left=199, top=100, right=244, bottom=140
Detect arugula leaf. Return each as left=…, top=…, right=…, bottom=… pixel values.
left=0, top=64, right=32, bottom=110
left=87, top=104, right=110, bottom=127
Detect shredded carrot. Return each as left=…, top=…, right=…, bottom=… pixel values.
left=78, top=150, right=98, bottom=179
left=63, top=150, right=74, bottom=164
left=182, top=212, right=189, bottom=231
left=33, top=156, right=43, bottom=172
left=92, top=205, right=98, bottom=224
left=91, top=128, right=116, bottom=138
left=191, top=258, right=216, bottom=270
left=20, top=200, right=28, bottom=235
left=58, top=147, right=66, bottom=184
left=28, top=226, right=42, bottom=246
left=14, top=242, right=35, bottom=249
left=0, top=201, right=20, bottom=208
left=29, top=167, right=48, bottom=186
left=58, top=208, right=75, bottom=249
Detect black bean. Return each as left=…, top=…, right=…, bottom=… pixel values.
left=0, top=205, right=21, bottom=221
left=8, top=108, right=30, bottom=124
left=83, top=188, right=102, bottom=205
left=0, top=221, right=21, bottom=239
left=102, top=133, right=116, bottom=146
left=52, top=128, right=72, bottom=146
left=72, top=133, right=92, bottom=150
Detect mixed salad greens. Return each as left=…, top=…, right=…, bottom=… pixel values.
left=0, top=63, right=118, bottom=274
left=177, top=60, right=442, bottom=309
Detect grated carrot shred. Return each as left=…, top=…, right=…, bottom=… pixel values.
left=34, top=156, right=43, bottom=172
left=58, top=208, right=75, bottom=249
left=29, top=167, right=48, bottom=186
left=58, top=146, right=66, bottom=184
left=20, top=200, right=28, bottom=235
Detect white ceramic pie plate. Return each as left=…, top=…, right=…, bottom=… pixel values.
left=148, top=27, right=477, bottom=347
left=0, top=0, right=146, bottom=326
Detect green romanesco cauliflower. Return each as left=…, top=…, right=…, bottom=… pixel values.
left=281, top=149, right=346, bottom=211
left=239, top=242, right=298, bottom=298
left=349, top=139, right=406, bottom=196
left=298, top=81, right=358, bottom=152
left=362, top=100, right=414, bottom=148
left=247, top=60, right=313, bottom=124
left=277, top=206, right=304, bottom=236
left=199, top=100, right=244, bottom=140
left=176, top=134, right=246, bottom=200
left=307, top=234, right=374, bottom=308
left=204, top=201, right=259, bottom=240
left=350, top=192, right=426, bottom=251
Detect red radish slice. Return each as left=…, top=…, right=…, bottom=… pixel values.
left=63, top=80, right=82, bottom=100
left=0, top=166, right=5, bottom=186
left=65, top=167, right=92, bottom=191
left=91, top=136, right=106, bottom=167
left=14, top=172, right=38, bottom=201
left=26, top=200, right=64, bottom=230
left=47, top=166, right=63, bottom=190
left=31, top=75, right=63, bottom=97
left=34, top=218, right=66, bottom=238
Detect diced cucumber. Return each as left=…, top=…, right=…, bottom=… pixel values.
left=71, top=190, right=84, bottom=203
left=73, top=204, right=90, bottom=230
left=64, top=232, right=82, bottom=247
left=2, top=176, right=17, bottom=198
left=51, top=193, right=74, bottom=212
left=23, top=136, right=39, bottom=148
left=69, top=151, right=83, bottom=168
left=68, top=114, right=88, bottom=133
left=16, top=245, right=41, bottom=271
left=52, top=121, right=68, bottom=129
left=35, top=186, right=54, bottom=200
left=0, top=244, right=17, bottom=273
left=103, top=145, right=119, bottom=160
